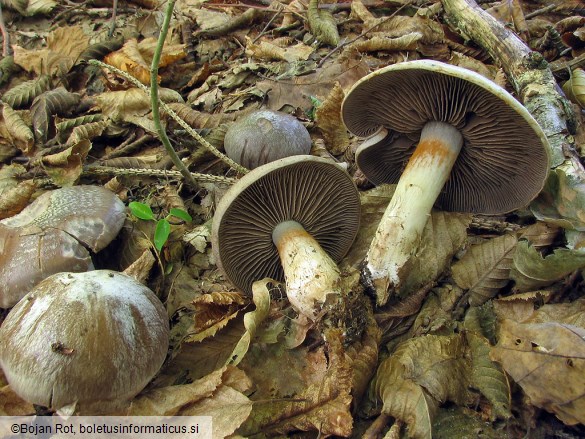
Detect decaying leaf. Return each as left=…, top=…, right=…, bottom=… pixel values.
left=465, top=332, right=511, bottom=420
left=239, top=329, right=353, bottom=437
left=0, top=384, right=35, bottom=415
left=66, top=120, right=108, bottom=146
left=0, top=179, right=36, bottom=220
left=55, top=114, right=104, bottom=143
left=452, top=234, right=518, bottom=306
left=347, top=32, right=423, bottom=54
left=1, top=75, right=50, bottom=108
left=0, top=104, right=34, bottom=155
left=166, top=102, right=238, bottom=129
left=563, top=68, right=585, bottom=107
left=41, top=139, right=92, bottom=186
left=307, top=0, right=340, bottom=46
left=245, top=37, right=314, bottom=63
left=30, top=87, right=81, bottom=144
left=510, top=240, right=585, bottom=292
left=433, top=407, right=505, bottom=439
left=372, top=334, right=471, bottom=439
left=314, top=82, right=349, bottom=155
left=490, top=319, right=585, bottom=425
left=13, top=26, right=89, bottom=76
left=104, top=39, right=153, bottom=85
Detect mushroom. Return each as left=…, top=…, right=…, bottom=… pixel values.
left=223, top=109, right=312, bottom=169
left=342, top=60, right=550, bottom=305
left=212, top=155, right=360, bottom=320
left=0, top=270, right=169, bottom=412
left=0, top=185, right=126, bottom=308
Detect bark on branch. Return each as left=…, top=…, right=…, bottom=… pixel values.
left=442, top=0, right=585, bottom=229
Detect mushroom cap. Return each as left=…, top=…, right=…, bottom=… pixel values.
left=342, top=60, right=551, bottom=214
left=0, top=270, right=169, bottom=411
left=223, top=109, right=312, bottom=169
left=0, top=185, right=126, bottom=308
left=212, top=155, right=360, bottom=295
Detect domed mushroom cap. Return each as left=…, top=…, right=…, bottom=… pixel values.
left=0, top=270, right=169, bottom=411
left=223, top=109, right=312, bottom=169
left=212, top=155, right=360, bottom=295
left=342, top=60, right=551, bottom=214
left=0, top=185, right=126, bottom=308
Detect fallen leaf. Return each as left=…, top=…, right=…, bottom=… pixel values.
left=490, top=319, right=585, bottom=425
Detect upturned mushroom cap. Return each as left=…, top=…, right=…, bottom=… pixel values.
left=0, top=185, right=126, bottom=308
left=212, top=155, right=360, bottom=294
left=342, top=60, right=551, bottom=214
left=223, top=109, right=312, bottom=169
left=0, top=270, right=169, bottom=412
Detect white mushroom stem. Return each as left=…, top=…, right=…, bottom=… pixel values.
left=364, top=121, right=463, bottom=306
left=272, top=220, right=341, bottom=320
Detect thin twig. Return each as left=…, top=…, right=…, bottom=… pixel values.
left=252, top=3, right=284, bottom=44
left=0, top=3, right=11, bottom=57
left=83, top=165, right=235, bottom=185
left=524, top=4, right=556, bottom=19
left=87, top=60, right=249, bottom=175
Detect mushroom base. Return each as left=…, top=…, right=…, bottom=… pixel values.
left=363, top=121, right=463, bottom=305
left=273, top=220, right=342, bottom=320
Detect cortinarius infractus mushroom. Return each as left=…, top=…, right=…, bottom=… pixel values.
left=0, top=185, right=126, bottom=308
left=223, top=109, right=312, bottom=169
left=212, top=155, right=360, bottom=320
left=0, top=270, right=169, bottom=412
left=342, top=60, right=550, bottom=305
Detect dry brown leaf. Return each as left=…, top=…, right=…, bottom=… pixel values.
left=137, top=37, right=187, bottom=68
left=0, top=180, right=36, bottom=220
left=41, top=139, right=92, bottom=187
left=490, top=319, right=585, bottom=425
left=30, top=87, right=81, bottom=145
left=104, top=39, right=153, bottom=85
left=518, top=221, right=561, bottom=249
left=314, top=82, right=349, bottom=155
left=0, top=385, right=35, bottom=415
left=245, top=37, right=314, bottom=63
left=452, top=234, right=518, bottom=306
left=0, top=104, right=34, bottom=155
left=13, top=26, right=89, bottom=76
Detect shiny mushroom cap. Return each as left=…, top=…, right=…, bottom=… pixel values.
left=0, top=185, right=126, bottom=308
left=212, top=155, right=360, bottom=294
left=0, top=270, right=169, bottom=412
left=342, top=60, right=551, bottom=214
left=223, top=109, right=312, bottom=170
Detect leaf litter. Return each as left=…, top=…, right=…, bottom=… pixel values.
left=1, top=0, right=585, bottom=438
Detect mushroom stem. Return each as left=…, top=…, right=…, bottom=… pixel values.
left=272, top=220, right=341, bottom=320
left=364, top=121, right=463, bottom=305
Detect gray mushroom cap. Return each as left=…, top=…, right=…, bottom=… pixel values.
left=342, top=60, right=551, bottom=214
left=0, top=270, right=169, bottom=411
left=0, top=185, right=126, bottom=308
left=223, top=109, right=312, bottom=170
left=212, top=155, right=360, bottom=295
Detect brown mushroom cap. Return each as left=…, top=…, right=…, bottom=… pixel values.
left=212, top=155, right=360, bottom=295
left=223, top=109, right=312, bottom=170
left=0, top=270, right=169, bottom=411
left=0, top=185, right=126, bottom=308
left=342, top=60, right=551, bottom=214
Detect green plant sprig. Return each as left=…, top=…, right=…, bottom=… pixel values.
left=129, top=201, right=192, bottom=251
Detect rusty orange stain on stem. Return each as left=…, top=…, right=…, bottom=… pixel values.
left=407, top=138, right=458, bottom=168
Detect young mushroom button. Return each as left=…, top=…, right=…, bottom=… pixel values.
left=223, top=109, right=312, bottom=170
left=212, top=155, right=360, bottom=321
left=341, top=60, right=550, bottom=306
left=0, top=270, right=169, bottom=413
left=0, top=185, right=126, bottom=308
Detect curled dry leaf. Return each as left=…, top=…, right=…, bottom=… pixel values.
left=307, top=0, right=340, bottom=46
left=563, top=68, right=585, bottom=107
left=347, top=32, right=423, bottom=54
left=226, top=278, right=271, bottom=367
left=1, top=75, right=50, bottom=108
left=490, top=319, right=585, bottom=425
left=452, top=233, right=518, bottom=306
left=314, top=82, right=349, bottom=156
left=30, top=87, right=81, bottom=145
left=510, top=240, right=585, bottom=292
left=166, top=102, right=238, bottom=129
left=245, top=37, right=314, bottom=63
left=0, top=104, right=34, bottom=155
left=41, top=139, right=92, bottom=187
left=0, top=180, right=36, bottom=220
left=104, top=39, right=153, bottom=85
left=66, top=120, right=108, bottom=146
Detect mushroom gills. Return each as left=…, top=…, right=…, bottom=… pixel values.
left=272, top=220, right=342, bottom=320
left=364, top=121, right=463, bottom=304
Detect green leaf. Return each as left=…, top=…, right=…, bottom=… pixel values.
left=169, top=208, right=192, bottom=223
left=129, top=201, right=155, bottom=220
left=154, top=219, right=171, bottom=251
